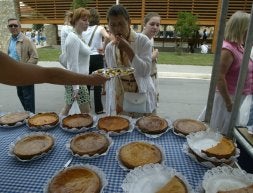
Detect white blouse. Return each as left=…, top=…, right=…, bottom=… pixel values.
left=64, top=31, right=91, bottom=90
left=104, top=32, right=156, bottom=114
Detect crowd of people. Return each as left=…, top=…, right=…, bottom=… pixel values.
left=2, top=5, right=253, bottom=136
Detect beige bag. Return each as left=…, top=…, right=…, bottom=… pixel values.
left=123, top=92, right=147, bottom=113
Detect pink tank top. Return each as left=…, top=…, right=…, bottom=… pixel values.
left=222, top=41, right=253, bottom=95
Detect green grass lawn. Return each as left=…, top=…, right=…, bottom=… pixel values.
left=38, top=47, right=214, bottom=66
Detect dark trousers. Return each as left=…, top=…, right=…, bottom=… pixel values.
left=88, top=54, right=104, bottom=113
left=16, top=85, right=35, bottom=113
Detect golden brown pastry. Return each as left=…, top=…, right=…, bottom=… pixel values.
left=0, top=112, right=29, bottom=126
left=70, top=132, right=109, bottom=156
left=217, top=184, right=253, bottom=193
left=98, top=116, right=129, bottom=133
left=48, top=167, right=101, bottom=193
left=173, top=119, right=206, bottom=136
left=201, top=137, right=236, bottom=159
left=28, top=112, right=59, bottom=127
left=136, top=115, right=168, bottom=134
left=155, top=176, right=188, bottom=193
left=13, top=134, right=54, bottom=160
left=119, top=141, right=162, bottom=169
left=62, top=113, right=93, bottom=129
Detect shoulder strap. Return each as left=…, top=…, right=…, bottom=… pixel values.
left=88, top=25, right=98, bottom=46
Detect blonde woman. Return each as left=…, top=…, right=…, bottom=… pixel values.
left=199, top=11, right=253, bottom=135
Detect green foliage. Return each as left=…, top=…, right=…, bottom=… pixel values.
left=174, top=12, right=199, bottom=41
left=32, top=24, right=44, bottom=31
left=71, top=0, right=91, bottom=8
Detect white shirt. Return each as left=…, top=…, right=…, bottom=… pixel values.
left=105, top=32, right=156, bottom=113
left=200, top=44, right=208, bottom=54
left=82, top=25, right=104, bottom=55
left=60, top=25, right=73, bottom=51
left=64, top=31, right=91, bottom=90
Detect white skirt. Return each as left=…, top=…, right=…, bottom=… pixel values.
left=198, top=92, right=248, bottom=136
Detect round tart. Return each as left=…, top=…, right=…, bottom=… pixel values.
left=173, top=119, right=206, bottom=136
left=119, top=141, right=162, bottom=169
left=70, top=132, right=109, bottom=156
left=156, top=176, right=188, bottom=193
left=201, top=137, right=236, bottom=159
left=62, top=113, right=93, bottom=129
left=48, top=166, right=101, bottom=193
left=136, top=115, right=168, bottom=134
left=0, top=112, right=29, bottom=126
left=98, top=116, right=130, bottom=133
left=13, top=133, right=54, bottom=160
left=28, top=112, right=59, bottom=127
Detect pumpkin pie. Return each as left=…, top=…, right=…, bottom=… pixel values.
left=155, top=176, right=187, bottom=193
left=48, top=166, right=101, bottom=193
left=201, top=137, right=236, bottom=159
left=0, top=112, right=29, bottom=126
left=27, top=112, right=59, bottom=127
left=173, top=119, right=206, bottom=136
left=136, top=115, right=168, bottom=134
left=119, top=141, right=162, bottom=169
left=13, top=133, right=54, bottom=160
left=62, top=113, right=93, bottom=129
left=98, top=116, right=130, bottom=133
left=70, top=132, right=109, bottom=156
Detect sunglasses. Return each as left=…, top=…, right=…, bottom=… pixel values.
left=8, top=24, right=19, bottom=28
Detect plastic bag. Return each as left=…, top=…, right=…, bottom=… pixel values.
left=237, top=95, right=252, bottom=126
left=69, top=100, right=81, bottom=115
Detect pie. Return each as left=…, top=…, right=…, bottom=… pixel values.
left=47, top=166, right=101, bottom=193
left=70, top=132, right=109, bottom=156
left=201, top=137, right=236, bottom=159
left=136, top=115, right=168, bottom=134
left=217, top=184, right=253, bottom=193
left=98, top=116, right=130, bottom=133
left=155, top=176, right=187, bottom=193
left=0, top=112, right=29, bottom=126
left=173, top=119, right=207, bottom=136
left=13, top=133, right=54, bottom=160
left=27, top=112, right=59, bottom=127
left=119, top=141, right=162, bottom=169
left=62, top=113, right=93, bottom=129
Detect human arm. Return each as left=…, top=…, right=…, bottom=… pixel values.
left=152, top=48, right=159, bottom=62
left=25, top=38, right=39, bottom=64
left=216, top=49, right=234, bottom=112
left=0, top=51, right=108, bottom=86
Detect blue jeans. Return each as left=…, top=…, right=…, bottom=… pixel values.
left=16, top=85, right=35, bottom=113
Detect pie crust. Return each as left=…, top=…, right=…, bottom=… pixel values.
left=13, top=134, right=54, bottom=160
left=27, top=112, right=59, bottom=127
left=0, top=112, right=29, bottom=126
left=48, top=167, right=101, bottom=193
left=119, top=142, right=162, bottom=169
left=201, top=137, right=236, bottom=159
left=98, top=116, right=130, bottom=133
left=173, top=119, right=206, bottom=136
left=155, top=176, right=188, bottom=193
left=217, top=184, right=253, bottom=193
left=70, top=132, right=109, bottom=156
left=136, top=115, right=168, bottom=134
left=62, top=113, right=93, bottom=129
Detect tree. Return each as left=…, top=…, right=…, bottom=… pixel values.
left=174, top=12, right=199, bottom=54
left=72, top=0, right=91, bottom=9
left=32, top=24, right=44, bottom=31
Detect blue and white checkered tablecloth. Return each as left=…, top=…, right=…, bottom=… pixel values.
left=0, top=124, right=208, bottom=193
